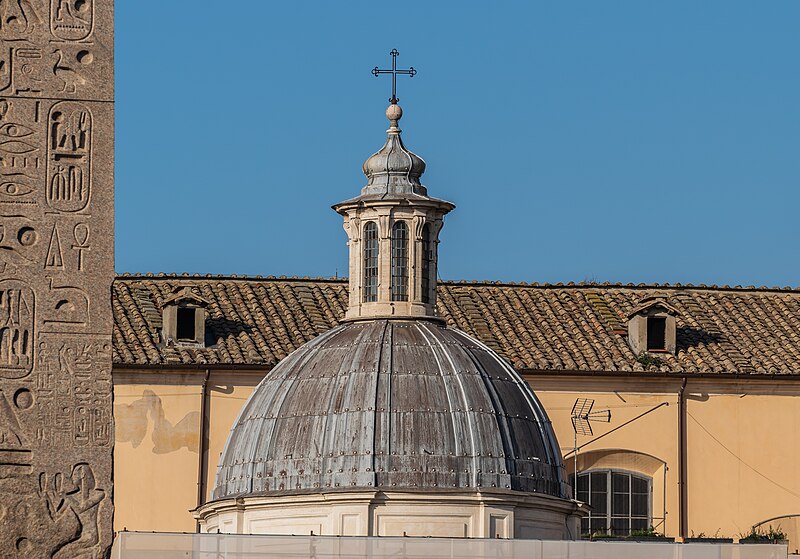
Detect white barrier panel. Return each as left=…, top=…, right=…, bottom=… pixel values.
left=112, top=532, right=788, bottom=559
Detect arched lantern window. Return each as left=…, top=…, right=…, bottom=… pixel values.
left=391, top=221, right=408, bottom=301
left=421, top=223, right=434, bottom=303
left=363, top=221, right=379, bottom=303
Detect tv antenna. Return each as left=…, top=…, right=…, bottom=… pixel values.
left=570, top=398, right=611, bottom=493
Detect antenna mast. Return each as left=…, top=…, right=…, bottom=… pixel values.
left=570, top=398, right=612, bottom=497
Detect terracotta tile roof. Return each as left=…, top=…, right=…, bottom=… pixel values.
left=112, top=274, right=800, bottom=375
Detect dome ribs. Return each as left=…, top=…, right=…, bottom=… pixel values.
left=212, top=321, right=568, bottom=500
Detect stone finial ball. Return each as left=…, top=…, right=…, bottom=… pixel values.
left=386, top=104, right=403, bottom=121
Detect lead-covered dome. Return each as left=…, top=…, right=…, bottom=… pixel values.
left=212, top=319, right=569, bottom=501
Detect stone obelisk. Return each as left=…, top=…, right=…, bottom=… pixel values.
left=0, top=0, right=114, bottom=556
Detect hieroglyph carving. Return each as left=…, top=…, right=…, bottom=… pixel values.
left=0, top=0, right=44, bottom=37
left=45, top=223, right=65, bottom=269
left=0, top=0, right=47, bottom=95
left=0, top=386, right=33, bottom=476
left=47, top=101, right=91, bottom=213
left=0, top=462, right=106, bottom=557
left=0, top=280, right=35, bottom=378
left=71, top=222, right=88, bottom=270
left=51, top=0, right=94, bottom=42
left=42, top=277, right=90, bottom=331
left=34, top=336, right=111, bottom=449
left=0, top=216, right=41, bottom=276
left=0, top=1, right=112, bottom=556
left=0, top=99, right=42, bottom=210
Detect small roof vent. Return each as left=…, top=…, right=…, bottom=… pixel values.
left=161, top=286, right=209, bottom=347
left=627, top=296, right=680, bottom=356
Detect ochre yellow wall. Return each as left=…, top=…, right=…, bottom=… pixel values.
left=686, top=385, right=800, bottom=541
left=113, top=369, right=800, bottom=548
left=204, top=374, right=263, bottom=502
left=114, top=376, right=202, bottom=532
left=113, top=370, right=264, bottom=533
left=528, top=375, right=800, bottom=546
left=529, top=379, right=678, bottom=535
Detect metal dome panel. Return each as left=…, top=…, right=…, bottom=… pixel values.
left=211, top=320, right=569, bottom=501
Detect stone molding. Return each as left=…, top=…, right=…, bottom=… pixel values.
left=194, top=489, right=586, bottom=540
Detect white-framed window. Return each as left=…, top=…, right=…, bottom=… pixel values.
left=390, top=221, right=408, bottom=301
left=421, top=223, right=434, bottom=303
left=363, top=221, right=379, bottom=302
left=571, top=469, right=651, bottom=536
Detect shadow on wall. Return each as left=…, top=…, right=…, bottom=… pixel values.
left=116, top=390, right=199, bottom=454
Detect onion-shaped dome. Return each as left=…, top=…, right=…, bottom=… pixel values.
left=361, top=104, right=428, bottom=196
left=211, top=319, right=569, bottom=501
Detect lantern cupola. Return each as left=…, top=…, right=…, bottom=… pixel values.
left=333, top=103, right=454, bottom=321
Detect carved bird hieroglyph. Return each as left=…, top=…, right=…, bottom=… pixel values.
left=53, top=49, right=86, bottom=94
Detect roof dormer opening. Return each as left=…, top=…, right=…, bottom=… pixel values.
left=646, top=316, right=667, bottom=352
left=161, top=286, right=210, bottom=347
left=176, top=307, right=197, bottom=341
left=627, top=296, right=680, bottom=357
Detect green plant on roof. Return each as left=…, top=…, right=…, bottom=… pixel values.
left=587, top=526, right=667, bottom=540
left=629, top=526, right=664, bottom=538
left=740, top=525, right=787, bottom=542
left=588, top=530, right=616, bottom=540
left=636, top=352, right=663, bottom=369
left=690, top=529, right=729, bottom=539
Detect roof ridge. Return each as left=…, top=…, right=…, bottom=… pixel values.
left=116, top=272, right=347, bottom=283
left=114, top=273, right=800, bottom=294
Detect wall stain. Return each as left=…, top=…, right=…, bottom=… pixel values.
left=116, top=390, right=199, bottom=454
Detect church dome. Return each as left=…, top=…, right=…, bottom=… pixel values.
left=211, top=319, right=569, bottom=502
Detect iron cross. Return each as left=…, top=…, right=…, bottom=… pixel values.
left=372, top=49, right=416, bottom=104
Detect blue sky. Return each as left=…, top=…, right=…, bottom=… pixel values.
left=116, top=1, right=800, bottom=287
